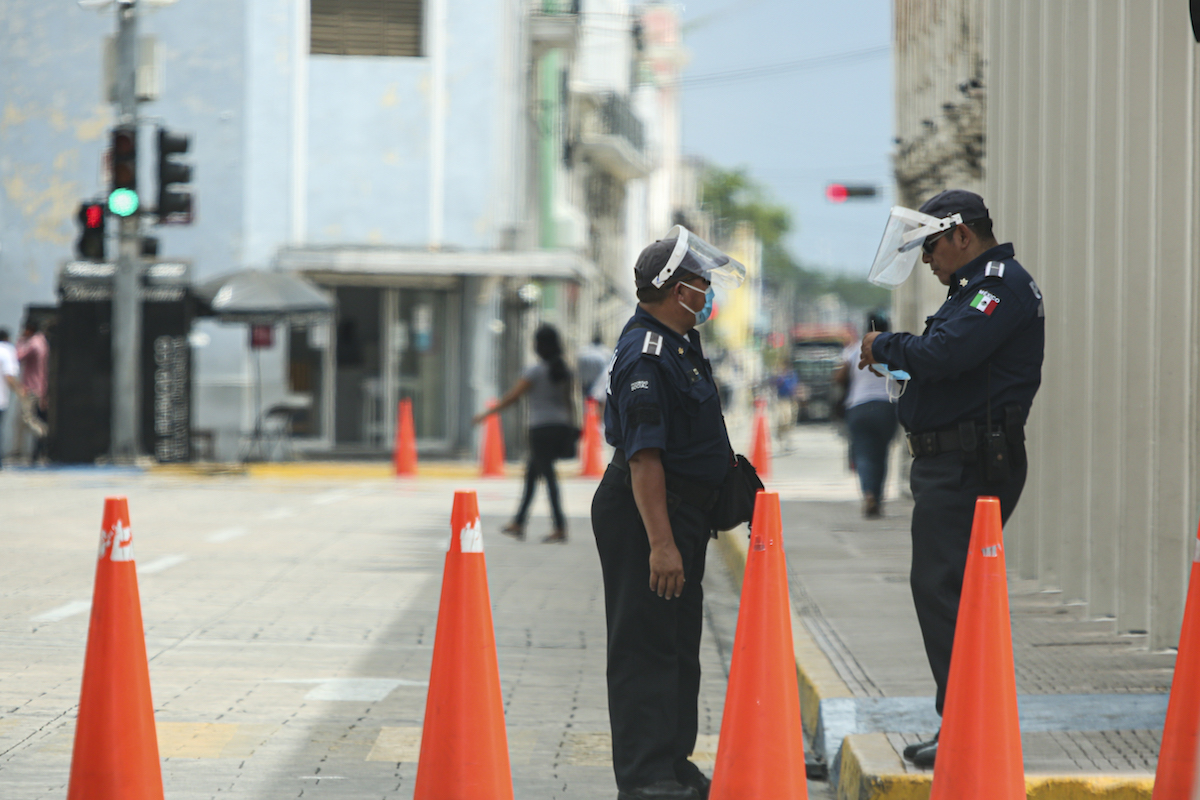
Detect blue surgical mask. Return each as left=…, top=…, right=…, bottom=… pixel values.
left=679, top=282, right=715, bottom=325
left=874, top=363, right=910, bottom=381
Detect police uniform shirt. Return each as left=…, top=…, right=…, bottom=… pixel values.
left=871, top=243, right=1045, bottom=433
left=603, top=307, right=731, bottom=486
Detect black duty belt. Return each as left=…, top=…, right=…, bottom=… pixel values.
left=906, top=417, right=1025, bottom=458
left=609, top=449, right=720, bottom=513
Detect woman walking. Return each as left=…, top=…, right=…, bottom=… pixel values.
left=835, top=312, right=899, bottom=518
left=473, top=324, right=576, bottom=543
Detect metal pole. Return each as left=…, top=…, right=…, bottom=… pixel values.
left=111, top=0, right=141, bottom=462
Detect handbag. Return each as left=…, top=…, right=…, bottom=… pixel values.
left=711, top=453, right=764, bottom=531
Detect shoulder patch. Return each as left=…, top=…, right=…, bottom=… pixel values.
left=1029, top=280, right=1045, bottom=318
left=984, top=261, right=1006, bottom=278
left=969, top=290, right=1001, bottom=316
left=641, top=331, right=664, bottom=356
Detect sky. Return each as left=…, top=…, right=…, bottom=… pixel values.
left=677, top=0, right=894, bottom=277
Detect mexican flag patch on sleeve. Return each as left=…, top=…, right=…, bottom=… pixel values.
left=969, top=290, right=1000, bottom=316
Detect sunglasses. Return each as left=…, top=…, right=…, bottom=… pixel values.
left=921, top=226, right=956, bottom=254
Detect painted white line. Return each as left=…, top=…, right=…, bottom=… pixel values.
left=261, top=508, right=295, bottom=521
left=297, top=776, right=347, bottom=780
left=31, top=600, right=92, bottom=623
left=311, top=490, right=350, bottom=505
left=138, top=554, right=189, bottom=575
left=206, top=526, right=248, bottom=543
left=273, top=677, right=428, bottom=701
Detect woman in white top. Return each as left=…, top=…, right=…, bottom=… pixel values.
left=473, top=325, right=576, bottom=543
left=835, top=312, right=899, bottom=517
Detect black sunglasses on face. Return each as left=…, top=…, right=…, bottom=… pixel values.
left=922, top=226, right=955, bottom=254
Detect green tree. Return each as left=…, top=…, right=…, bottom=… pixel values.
left=699, top=165, right=889, bottom=310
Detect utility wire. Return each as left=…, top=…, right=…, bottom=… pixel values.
left=673, top=44, right=890, bottom=90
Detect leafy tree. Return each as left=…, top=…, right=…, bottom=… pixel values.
left=699, top=165, right=889, bottom=310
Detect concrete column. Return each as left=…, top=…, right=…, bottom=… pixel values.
left=1149, top=0, right=1195, bottom=649
left=1116, top=0, right=1155, bottom=635
left=1086, top=0, right=1122, bottom=620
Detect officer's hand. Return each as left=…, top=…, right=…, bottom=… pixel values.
left=858, top=332, right=883, bottom=377
left=648, top=543, right=685, bottom=599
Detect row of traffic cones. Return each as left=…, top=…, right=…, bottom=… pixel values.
left=394, top=397, right=609, bottom=479
left=63, top=491, right=1200, bottom=798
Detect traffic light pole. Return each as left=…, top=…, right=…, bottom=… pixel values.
left=111, top=0, right=141, bottom=462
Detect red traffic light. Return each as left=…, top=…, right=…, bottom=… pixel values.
left=84, top=203, right=104, bottom=228
left=825, top=183, right=878, bottom=203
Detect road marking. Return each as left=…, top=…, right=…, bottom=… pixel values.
left=31, top=600, right=92, bottom=623
left=138, top=554, right=189, bottom=574
left=207, top=526, right=248, bottom=543
left=298, top=776, right=348, bottom=780
left=273, top=677, right=427, bottom=701
left=261, top=508, right=295, bottom=520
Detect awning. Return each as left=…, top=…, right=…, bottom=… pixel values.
left=194, top=269, right=335, bottom=325
left=276, top=246, right=599, bottom=284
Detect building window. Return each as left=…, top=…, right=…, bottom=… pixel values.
left=310, top=0, right=424, bottom=57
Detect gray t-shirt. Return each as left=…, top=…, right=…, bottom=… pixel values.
left=523, top=361, right=574, bottom=428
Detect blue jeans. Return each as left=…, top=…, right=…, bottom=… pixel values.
left=845, top=400, right=898, bottom=499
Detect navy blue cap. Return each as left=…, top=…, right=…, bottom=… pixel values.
left=918, top=189, right=990, bottom=223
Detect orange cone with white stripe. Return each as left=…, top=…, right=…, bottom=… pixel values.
left=929, top=496, right=1023, bottom=800
left=67, top=497, right=163, bottom=800
left=414, top=491, right=513, bottom=800
left=1152, top=518, right=1200, bottom=799
left=709, top=491, right=808, bottom=799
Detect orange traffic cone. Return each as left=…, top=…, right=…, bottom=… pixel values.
left=394, top=398, right=418, bottom=476
left=580, top=398, right=604, bottom=478
left=480, top=400, right=506, bottom=477
left=1152, top=518, right=1200, bottom=799
left=67, top=497, right=163, bottom=800
left=748, top=398, right=772, bottom=480
left=414, top=491, right=513, bottom=800
left=929, top=496, right=1023, bottom=800
left=710, top=491, right=808, bottom=799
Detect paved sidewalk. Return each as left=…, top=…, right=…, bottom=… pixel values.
left=760, top=425, right=1173, bottom=799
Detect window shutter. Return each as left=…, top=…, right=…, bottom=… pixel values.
left=311, top=0, right=424, bottom=58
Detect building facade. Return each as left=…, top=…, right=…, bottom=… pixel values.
left=894, top=0, right=1200, bottom=649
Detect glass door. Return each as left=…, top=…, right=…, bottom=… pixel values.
left=383, top=288, right=457, bottom=449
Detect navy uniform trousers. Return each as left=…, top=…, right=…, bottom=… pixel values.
left=591, top=465, right=709, bottom=791
left=910, top=446, right=1027, bottom=716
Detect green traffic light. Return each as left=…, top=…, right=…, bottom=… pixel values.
left=108, top=188, right=139, bottom=217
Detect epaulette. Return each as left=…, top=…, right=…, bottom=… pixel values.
left=983, top=260, right=1006, bottom=279
left=639, top=330, right=665, bottom=357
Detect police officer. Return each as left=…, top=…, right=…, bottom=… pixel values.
left=592, top=227, right=745, bottom=800
left=858, top=190, right=1045, bottom=768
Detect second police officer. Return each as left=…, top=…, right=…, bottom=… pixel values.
left=858, top=189, right=1045, bottom=769
left=592, top=227, right=746, bottom=800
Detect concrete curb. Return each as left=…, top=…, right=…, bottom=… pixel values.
left=149, top=460, right=598, bottom=481
left=712, top=526, right=1160, bottom=800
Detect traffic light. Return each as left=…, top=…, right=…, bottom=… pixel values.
left=76, top=201, right=107, bottom=261
left=108, top=126, right=139, bottom=217
left=825, top=183, right=878, bottom=203
left=156, top=127, right=193, bottom=223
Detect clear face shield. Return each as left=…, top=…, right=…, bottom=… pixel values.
left=650, top=225, right=748, bottom=293
left=867, top=207, right=964, bottom=288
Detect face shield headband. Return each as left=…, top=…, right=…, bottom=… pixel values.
left=649, top=225, right=748, bottom=293
left=867, top=207, right=964, bottom=288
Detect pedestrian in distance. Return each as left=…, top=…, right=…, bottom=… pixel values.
left=591, top=226, right=747, bottom=800
left=15, top=318, right=49, bottom=466
left=859, top=189, right=1045, bottom=768
left=0, top=328, right=22, bottom=470
left=577, top=332, right=612, bottom=406
left=835, top=311, right=899, bottom=518
left=473, top=324, right=576, bottom=544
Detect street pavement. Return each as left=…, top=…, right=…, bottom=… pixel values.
left=0, top=455, right=829, bottom=799
left=0, top=423, right=1178, bottom=798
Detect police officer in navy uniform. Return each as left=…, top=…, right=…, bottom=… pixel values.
left=592, top=227, right=746, bottom=800
left=858, top=190, right=1045, bottom=768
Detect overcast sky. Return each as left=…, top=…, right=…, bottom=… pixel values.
left=678, top=0, right=894, bottom=277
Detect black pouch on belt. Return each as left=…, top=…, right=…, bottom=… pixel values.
left=712, top=454, right=765, bottom=531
